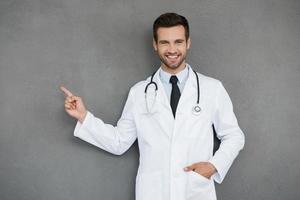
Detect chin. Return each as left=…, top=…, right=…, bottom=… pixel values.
left=168, top=60, right=185, bottom=69
left=165, top=60, right=182, bottom=68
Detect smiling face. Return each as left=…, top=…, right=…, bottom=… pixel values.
left=153, top=25, right=191, bottom=74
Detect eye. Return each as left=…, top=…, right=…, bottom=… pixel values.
left=175, top=40, right=184, bottom=44
left=159, top=41, right=168, bottom=44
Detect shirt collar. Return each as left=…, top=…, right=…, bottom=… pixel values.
left=159, top=63, right=190, bottom=84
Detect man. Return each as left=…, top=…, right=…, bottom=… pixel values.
left=61, top=13, right=245, bottom=200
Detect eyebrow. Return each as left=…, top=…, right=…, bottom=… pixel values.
left=158, top=39, right=185, bottom=44
left=175, top=39, right=185, bottom=42
left=158, top=40, right=169, bottom=44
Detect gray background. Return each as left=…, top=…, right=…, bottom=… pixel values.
left=0, top=0, right=299, bottom=199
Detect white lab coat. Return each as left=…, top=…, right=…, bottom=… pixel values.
left=74, top=65, right=245, bottom=200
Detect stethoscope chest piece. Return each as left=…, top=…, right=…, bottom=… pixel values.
left=192, top=104, right=202, bottom=115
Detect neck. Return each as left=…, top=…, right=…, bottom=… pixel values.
left=161, top=61, right=187, bottom=75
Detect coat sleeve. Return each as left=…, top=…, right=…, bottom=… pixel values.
left=208, top=81, right=245, bottom=184
left=73, top=89, right=137, bottom=155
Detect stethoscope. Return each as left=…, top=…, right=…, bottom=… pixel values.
left=144, top=69, right=201, bottom=115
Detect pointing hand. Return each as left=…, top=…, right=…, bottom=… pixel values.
left=60, top=86, right=87, bottom=123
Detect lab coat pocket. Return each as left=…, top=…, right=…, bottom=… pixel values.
left=190, top=171, right=211, bottom=184
left=136, top=171, right=163, bottom=200
left=186, top=171, right=215, bottom=200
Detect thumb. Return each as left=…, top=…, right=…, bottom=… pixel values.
left=184, top=164, right=196, bottom=172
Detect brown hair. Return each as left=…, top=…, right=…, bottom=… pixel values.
left=153, top=13, right=190, bottom=43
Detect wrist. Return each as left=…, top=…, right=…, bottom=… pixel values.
left=78, top=111, right=87, bottom=123
left=208, top=162, right=217, bottom=173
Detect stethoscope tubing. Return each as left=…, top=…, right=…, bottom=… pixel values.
left=144, top=68, right=201, bottom=114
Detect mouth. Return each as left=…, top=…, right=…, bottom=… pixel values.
left=165, top=54, right=180, bottom=62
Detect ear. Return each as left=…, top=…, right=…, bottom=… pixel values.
left=187, top=38, right=191, bottom=50
left=153, top=38, right=158, bottom=51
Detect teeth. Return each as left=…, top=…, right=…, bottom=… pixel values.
left=167, top=55, right=179, bottom=58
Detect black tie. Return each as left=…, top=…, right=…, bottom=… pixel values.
left=169, top=75, right=181, bottom=118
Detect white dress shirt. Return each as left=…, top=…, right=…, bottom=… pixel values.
left=159, top=63, right=189, bottom=101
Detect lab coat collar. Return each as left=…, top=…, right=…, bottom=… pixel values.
left=176, top=64, right=198, bottom=114
left=152, top=63, right=197, bottom=110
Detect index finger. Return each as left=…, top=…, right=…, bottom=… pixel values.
left=60, top=85, right=73, bottom=97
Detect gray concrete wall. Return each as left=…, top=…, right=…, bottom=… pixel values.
left=0, top=0, right=299, bottom=199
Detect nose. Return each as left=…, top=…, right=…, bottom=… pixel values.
left=167, top=44, right=177, bottom=54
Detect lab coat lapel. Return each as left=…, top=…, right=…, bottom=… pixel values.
left=151, top=69, right=174, bottom=139
left=176, top=65, right=197, bottom=115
